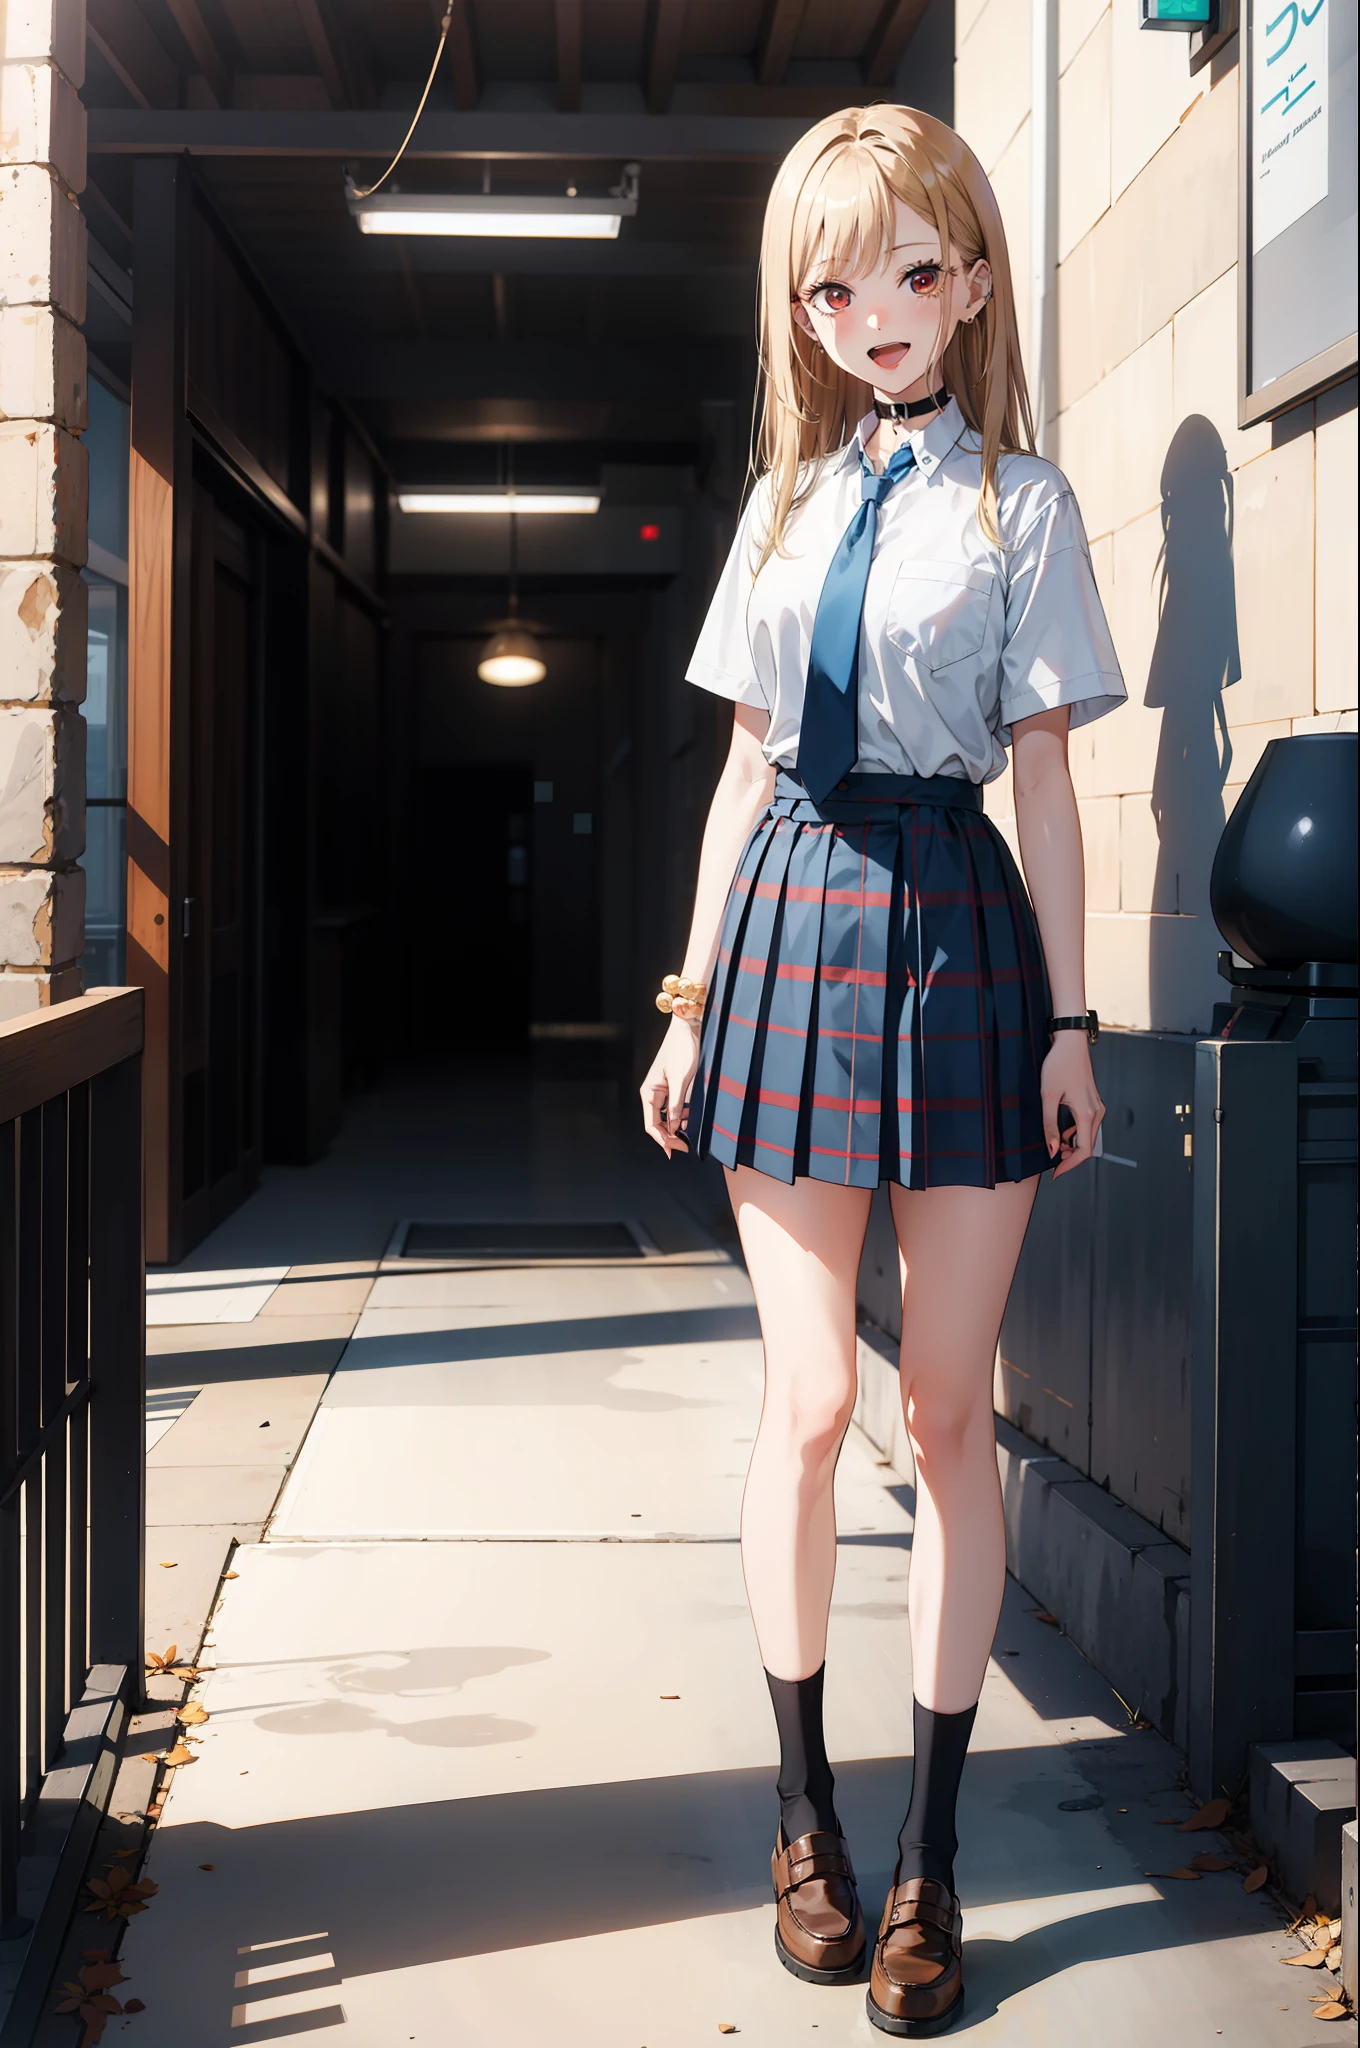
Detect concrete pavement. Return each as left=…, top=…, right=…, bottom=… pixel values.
left=108, top=1066, right=1334, bottom=2046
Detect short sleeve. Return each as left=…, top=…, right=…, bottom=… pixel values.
left=998, top=481, right=1126, bottom=742
left=685, top=485, right=771, bottom=707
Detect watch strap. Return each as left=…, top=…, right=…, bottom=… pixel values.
left=1047, top=1010, right=1099, bottom=1043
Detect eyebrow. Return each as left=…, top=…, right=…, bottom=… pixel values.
left=889, top=241, right=939, bottom=253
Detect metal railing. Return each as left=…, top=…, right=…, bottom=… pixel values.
left=0, top=988, right=145, bottom=1944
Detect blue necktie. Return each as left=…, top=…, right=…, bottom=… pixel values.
left=796, top=441, right=918, bottom=802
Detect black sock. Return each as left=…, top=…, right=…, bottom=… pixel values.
left=895, top=1698, right=978, bottom=1892
left=764, top=1665, right=838, bottom=1843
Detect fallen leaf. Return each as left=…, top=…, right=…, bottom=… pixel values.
left=1325, top=1948, right=1342, bottom=1973
left=199, top=1863, right=214, bottom=1871
left=1282, top=1948, right=1332, bottom=1968
left=223, top=1570, right=239, bottom=1579
left=1155, top=1817, right=1184, bottom=1826
left=1158, top=1868, right=1203, bottom=1881
left=1305, top=1893, right=1320, bottom=1918
left=83, top=1866, right=159, bottom=1921
left=1133, top=1716, right=1154, bottom=1731
left=177, top=1703, right=209, bottom=1725
left=660, top=1694, right=680, bottom=1701
left=1189, top=1854, right=1235, bottom=1872
left=164, top=1742, right=196, bottom=1766
left=158, top=1561, right=177, bottom=1569
left=1314, top=2003, right=1350, bottom=2020
left=76, top=1963, right=127, bottom=1992
left=1178, top=1797, right=1231, bottom=1832
left=124, top=1999, right=146, bottom=2013
left=1243, top=1866, right=1268, bottom=1892
left=144, top=1645, right=177, bottom=1671
left=1030, top=1611, right=1061, bottom=1627
left=112, top=1848, right=137, bottom=1860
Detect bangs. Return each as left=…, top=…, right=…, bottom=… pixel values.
left=791, top=143, right=939, bottom=293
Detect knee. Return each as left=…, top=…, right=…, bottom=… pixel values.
left=903, top=1378, right=990, bottom=1474
left=769, top=1372, right=857, bottom=1467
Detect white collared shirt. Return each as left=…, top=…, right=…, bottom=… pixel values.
left=686, top=398, right=1125, bottom=783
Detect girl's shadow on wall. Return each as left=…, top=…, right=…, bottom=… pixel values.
left=1145, top=416, right=1241, bottom=1028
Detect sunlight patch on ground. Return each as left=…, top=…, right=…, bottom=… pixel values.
left=147, top=1266, right=288, bottom=1325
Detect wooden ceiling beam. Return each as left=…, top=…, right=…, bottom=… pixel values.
left=861, top=0, right=931, bottom=88
left=432, top=0, right=481, bottom=110
left=555, top=0, right=582, bottom=112
left=643, top=0, right=687, bottom=115
left=87, top=0, right=179, bottom=110
left=754, top=0, right=806, bottom=88
left=294, top=0, right=354, bottom=108
left=162, top=0, right=231, bottom=105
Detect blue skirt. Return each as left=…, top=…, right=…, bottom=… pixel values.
left=687, top=771, right=1053, bottom=1190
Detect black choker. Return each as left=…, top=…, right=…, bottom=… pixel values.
left=873, top=387, right=948, bottom=420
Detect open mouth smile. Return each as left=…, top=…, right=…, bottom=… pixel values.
left=867, top=342, right=911, bottom=369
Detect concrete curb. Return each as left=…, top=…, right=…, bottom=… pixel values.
left=852, top=1322, right=1191, bottom=1751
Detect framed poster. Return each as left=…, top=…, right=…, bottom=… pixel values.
left=1239, top=0, right=1358, bottom=426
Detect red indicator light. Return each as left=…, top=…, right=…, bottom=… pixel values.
left=639, top=523, right=661, bottom=541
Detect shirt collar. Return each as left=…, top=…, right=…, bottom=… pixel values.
left=840, top=394, right=970, bottom=481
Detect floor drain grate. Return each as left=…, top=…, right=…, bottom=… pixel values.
left=396, top=1220, right=648, bottom=1261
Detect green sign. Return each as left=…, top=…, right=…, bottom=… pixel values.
left=1141, top=0, right=1213, bottom=23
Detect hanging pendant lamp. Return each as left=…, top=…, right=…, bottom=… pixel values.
left=478, top=455, right=546, bottom=686
left=478, top=617, right=546, bottom=687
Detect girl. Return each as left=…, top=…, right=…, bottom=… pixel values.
left=641, top=105, right=1123, bottom=2036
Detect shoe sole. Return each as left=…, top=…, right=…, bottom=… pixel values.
left=865, top=1985, right=964, bottom=2036
left=774, top=1922, right=866, bottom=1986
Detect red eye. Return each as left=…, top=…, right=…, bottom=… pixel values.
left=908, top=266, right=941, bottom=296
left=820, top=285, right=852, bottom=312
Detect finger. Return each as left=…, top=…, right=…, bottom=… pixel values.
left=641, top=1088, right=669, bottom=1151
left=1042, top=1093, right=1061, bottom=1161
left=1054, top=1108, right=1095, bottom=1178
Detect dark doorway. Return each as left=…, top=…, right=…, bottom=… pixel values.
left=181, top=485, right=263, bottom=1237
left=418, top=765, right=533, bottom=1052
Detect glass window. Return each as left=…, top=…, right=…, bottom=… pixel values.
left=82, top=372, right=130, bottom=986
left=86, top=376, right=129, bottom=570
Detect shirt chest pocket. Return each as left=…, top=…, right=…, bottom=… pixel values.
left=886, top=558, right=997, bottom=673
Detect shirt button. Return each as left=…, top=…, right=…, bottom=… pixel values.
left=837, top=779, right=848, bottom=790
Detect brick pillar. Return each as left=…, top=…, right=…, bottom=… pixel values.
left=0, top=0, right=88, bottom=1018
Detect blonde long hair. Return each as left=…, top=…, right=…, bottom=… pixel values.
left=754, top=104, right=1033, bottom=566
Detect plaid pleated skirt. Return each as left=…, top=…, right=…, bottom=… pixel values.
left=687, top=770, right=1054, bottom=1190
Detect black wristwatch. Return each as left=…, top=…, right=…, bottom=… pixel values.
left=1047, top=1009, right=1099, bottom=1043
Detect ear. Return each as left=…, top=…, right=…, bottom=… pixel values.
left=791, top=298, right=816, bottom=337
left=961, top=258, right=992, bottom=323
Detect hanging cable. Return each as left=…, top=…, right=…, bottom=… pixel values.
left=350, top=6, right=454, bottom=201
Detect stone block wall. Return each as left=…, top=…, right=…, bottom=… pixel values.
left=958, top=2, right=1358, bottom=1035
left=0, top=0, right=88, bottom=1017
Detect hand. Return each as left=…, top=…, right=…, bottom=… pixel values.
left=640, top=1015, right=702, bottom=1158
left=1041, top=1032, right=1104, bottom=1178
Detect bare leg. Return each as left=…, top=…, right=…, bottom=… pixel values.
left=728, top=1165, right=872, bottom=1680
left=889, top=1178, right=1039, bottom=1711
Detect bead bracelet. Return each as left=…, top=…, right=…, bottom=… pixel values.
left=656, top=974, right=707, bottom=1021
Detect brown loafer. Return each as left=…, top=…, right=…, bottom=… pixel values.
left=770, top=1828, right=866, bottom=1984
left=866, top=1869, right=963, bottom=2035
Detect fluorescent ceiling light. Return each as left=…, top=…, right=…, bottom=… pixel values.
left=350, top=191, right=634, bottom=240
left=397, top=490, right=601, bottom=515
